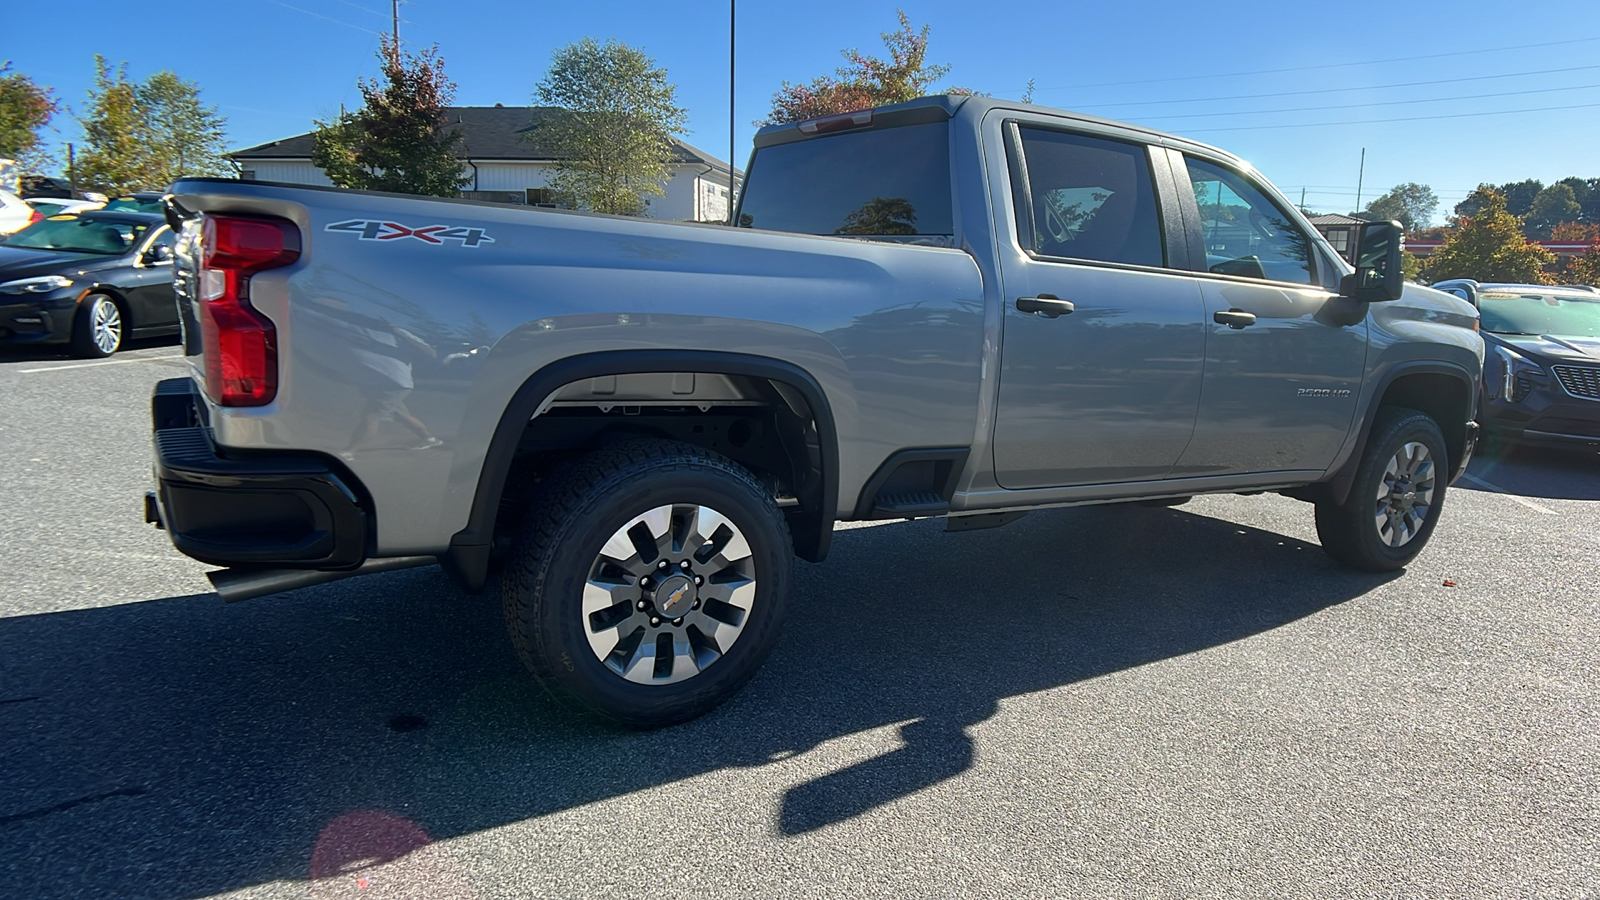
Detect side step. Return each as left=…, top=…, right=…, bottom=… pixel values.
left=208, top=556, right=437, bottom=603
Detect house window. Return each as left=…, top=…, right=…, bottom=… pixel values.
left=526, top=188, right=556, bottom=206
left=240, top=169, right=256, bottom=181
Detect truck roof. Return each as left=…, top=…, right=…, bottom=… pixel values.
left=752, top=93, right=1241, bottom=164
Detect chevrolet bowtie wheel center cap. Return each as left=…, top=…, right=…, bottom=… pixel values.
left=652, top=573, right=698, bottom=618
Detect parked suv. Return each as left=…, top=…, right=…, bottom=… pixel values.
left=1431, top=280, right=1600, bottom=450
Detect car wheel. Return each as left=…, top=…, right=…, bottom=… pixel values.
left=501, top=439, right=793, bottom=728
left=70, top=294, right=124, bottom=358
left=1314, top=406, right=1448, bottom=572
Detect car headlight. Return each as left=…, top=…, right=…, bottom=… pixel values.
left=0, top=275, right=75, bottom=295
left=1494, top=345, right=1546, bottom=403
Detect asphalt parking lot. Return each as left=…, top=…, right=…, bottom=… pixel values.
left=1, top=343, right=1597, bottom=900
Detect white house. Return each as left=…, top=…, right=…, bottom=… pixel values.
left=230, top=105, right=743, bottom=222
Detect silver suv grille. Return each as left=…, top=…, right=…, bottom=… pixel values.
left=1552, top=365, right=1600, bottom=400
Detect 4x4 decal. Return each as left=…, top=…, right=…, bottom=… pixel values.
left=325, top=219, right=495, bottom=247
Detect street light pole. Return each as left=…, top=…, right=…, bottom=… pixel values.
left=728, top=0, right=736, bottom=225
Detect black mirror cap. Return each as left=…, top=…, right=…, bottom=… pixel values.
left=1339, top=219, right=1405, bottom=302
left=144, top=244, right=173, bottom=263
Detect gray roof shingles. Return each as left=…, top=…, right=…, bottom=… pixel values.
left=230, top=106, right=740, bottom=174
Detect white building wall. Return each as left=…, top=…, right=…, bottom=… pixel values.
left=245, top=160, right=333, bottom=186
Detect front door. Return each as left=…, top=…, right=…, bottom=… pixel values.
left=992, top=123, right=1206, bottom=489
left=1170, top=157, right=1368, bottom=477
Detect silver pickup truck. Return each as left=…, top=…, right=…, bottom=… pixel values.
left=147, top=95, right=1482, bottom=726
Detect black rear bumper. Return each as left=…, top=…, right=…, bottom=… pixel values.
left=148, top=378, right=369, bottom=569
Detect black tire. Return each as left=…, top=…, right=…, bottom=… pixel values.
left=69, top=294, right=124, bottom=358
left=501, top=439, right=793, bottom=728
left=1315, top=406, right=1449, bottom=572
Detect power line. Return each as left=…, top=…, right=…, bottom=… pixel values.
left=268, top=0, right=385, bottom=36
left=1177, top=100, right=1600, bottom=133
left=1073, top=64, right=1600, bottom=110
left=1144, top=81, right=1600, bottom=122
left=1022, top=35, right=1600, bottom=93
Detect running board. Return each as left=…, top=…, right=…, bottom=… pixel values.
left=207, top=556, right=437, bottom=603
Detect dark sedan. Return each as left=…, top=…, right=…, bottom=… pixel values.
left=0, top=210, right=179, bottom=357
left=1432, top=279, right=1600, bottom=450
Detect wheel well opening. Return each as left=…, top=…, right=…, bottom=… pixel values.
left=492, top=372, right=827, bottom=561
left=1378, top=372, right=1469, bottom=472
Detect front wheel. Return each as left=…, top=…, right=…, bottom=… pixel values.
left=1315, top=407, right=1448, bottom=572
left=501, top=439, right=793, bottom=728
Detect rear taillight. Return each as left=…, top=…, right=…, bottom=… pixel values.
left=198, top=215, right=300, bottom=406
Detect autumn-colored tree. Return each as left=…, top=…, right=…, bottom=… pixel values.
left=0, top=62, right=61, bottom=174
left=763, top=11, right=963, bottom=124
left=312, top=37, right=468, bottom=197
left=1567, top=237, right=1600, bottom=285
left=1550, top=221, right=1600, bottom=242
left=532, top=37, right=688, bottom=216
left=1427, top=187, right=1554, bottom=284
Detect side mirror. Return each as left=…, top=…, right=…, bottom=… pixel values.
left=143, top=244, right=173, bottom=265
left=1338, top=220, right=1404, bottom=302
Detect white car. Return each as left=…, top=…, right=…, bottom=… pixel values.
left=24, top=197, right=104, bottom=218
left=0, top=190, right=39, bottom=235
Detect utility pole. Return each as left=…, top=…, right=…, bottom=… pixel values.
left=1300, top=187, right=1306, bottom=211
left=1355, top=147, right=1366, bottom=212
left=67, top=143, right=76, bottom=194
left=391, top=0, right=401, bottom=59
left=728, top=0, right=736, bottom=226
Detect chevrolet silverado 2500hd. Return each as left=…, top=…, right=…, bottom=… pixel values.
left=147, top=95, right=1482, bottom=727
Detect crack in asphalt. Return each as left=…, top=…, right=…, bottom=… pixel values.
left=0, top=787, right=148, bottom=826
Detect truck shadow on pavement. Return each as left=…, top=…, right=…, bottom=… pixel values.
left=0, top=505, right=1396, bottom=898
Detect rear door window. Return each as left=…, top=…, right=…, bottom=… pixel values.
left=1008, top=127, right=1165, bottom=268
left=736, top=122, right=953, bottom=245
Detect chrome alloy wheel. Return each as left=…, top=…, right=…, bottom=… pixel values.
left=1373, top=441, right=1436, bottom=548
left=583, top=503, right=757, bottom=684
left=90, top=297, right=122, bottom=354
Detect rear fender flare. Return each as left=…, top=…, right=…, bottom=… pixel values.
left=443, top=350, right=839, bottom=592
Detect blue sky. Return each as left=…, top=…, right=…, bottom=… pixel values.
left=10, top=0, right=1600, bottom=224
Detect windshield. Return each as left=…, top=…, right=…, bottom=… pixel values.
left=104, top=197, right=163, bottom=214
left=1478, top=291, right=1600, bottom=338
left=736, top=121, right=953, bottom=245
left=3, top=215, right=149, bottom=255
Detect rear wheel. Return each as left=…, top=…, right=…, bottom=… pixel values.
left=70, top=294, right=123, bottom=358
left=501, top=439, right=792, bottom=728
left=1315, top=407, right=1448, bottom=572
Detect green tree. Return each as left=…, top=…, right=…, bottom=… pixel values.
left=0, top=62, right=61, bottom=173
left=312, top=37, right=468, bottom=197
left=1525, top=183, right=1582, bottom=239
left=75, top=58, right=231, bottom=193
left=531, top=37, right=687, bottom=216
left=76, top=57, right=152, bottom=193
left=763, top=11, right=962, bottom=124
left=1428, top=187, right=1554, bottom=284
left=1357, top=182, right=1437, bottom=234
left=1401, top=250, right=1422, bottom=282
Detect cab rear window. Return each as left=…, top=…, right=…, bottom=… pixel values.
left=736, top=121, right=953, bottom=246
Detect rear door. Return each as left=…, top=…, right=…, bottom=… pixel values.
left=990, top=118, right=1206, bottom=489
left=124, top=225, right=179, bottom=329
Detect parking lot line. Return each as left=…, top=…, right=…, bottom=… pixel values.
left=19, top=353, right=185, bottom=374
left=1458, top=473, right=1558, bottom=515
